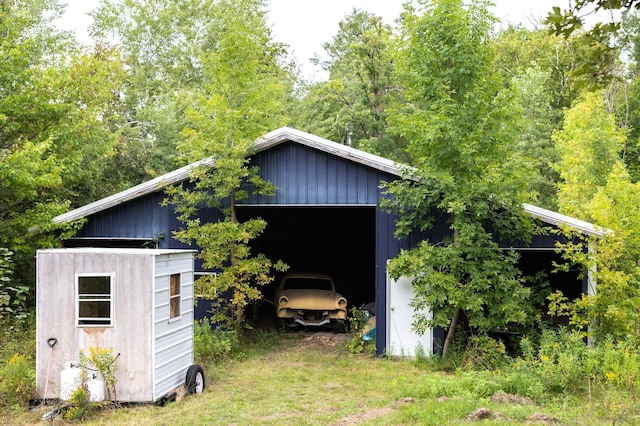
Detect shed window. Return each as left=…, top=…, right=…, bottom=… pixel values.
left=170, top=274, right=181, bottom=319
left=77, top=275, right=113, bottom=327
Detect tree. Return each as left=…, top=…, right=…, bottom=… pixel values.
left=164, top=0, right=292, bottom=328
left=90, top=0, right=216, bottom=175
left=551, top=90, right=640, bottom=339
left=293, top=9, right=409, bottom=162
left=545, top=0, right=640, bottom=85
left=1, top=0, right=133, bottom=300
left=553, top=91, right=627, bottom=220
left=382, top=0, right=536, bottom=357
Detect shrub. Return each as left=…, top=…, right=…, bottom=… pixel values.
left=0, top=353, right=36, bottom=409
left=64, top=386, right=98, bottom=421
left=79, top=347, right=119, bottom=401
left=194, top=318, right=238, bottom=364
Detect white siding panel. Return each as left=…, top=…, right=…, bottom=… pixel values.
left=153, top=252, right=195, bottom=401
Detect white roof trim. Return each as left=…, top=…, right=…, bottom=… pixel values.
left=523, top=203, right=608, bottom=237
left=52, top=157, right=215, bottom=224
left=52, top=127, right=605, bottom=238
left=254, top=127, right=401, bottom=176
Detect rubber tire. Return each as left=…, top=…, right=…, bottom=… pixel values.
left=185, top=365, right=205, bottom=394
left=333, top=320, right=346, bottom=333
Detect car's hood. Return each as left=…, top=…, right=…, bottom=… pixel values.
left=277, top=289, right=345, bottom=309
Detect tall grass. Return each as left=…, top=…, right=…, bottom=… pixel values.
left=4, top=322, right=640, bottom=424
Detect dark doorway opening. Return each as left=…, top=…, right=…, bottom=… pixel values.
left=237, top=206, right=376, bottom=327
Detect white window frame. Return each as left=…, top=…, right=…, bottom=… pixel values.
left=76, top=273, right=115, bottom=328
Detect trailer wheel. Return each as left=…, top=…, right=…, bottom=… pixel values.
left=185, top=365, right=205, bottom=394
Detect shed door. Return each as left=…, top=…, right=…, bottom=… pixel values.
left=386, top=268, right=432, bottom=358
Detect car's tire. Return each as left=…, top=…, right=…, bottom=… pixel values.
left=185, top=365, right=205, bottom=394
left=333, top=320, right=346, bottom=333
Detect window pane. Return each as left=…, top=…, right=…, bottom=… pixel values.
left=78, top=276, right=111, bottom=294
left=79, top=301, right=111, bottom=318
left=170, top=274, right=180, bottom=319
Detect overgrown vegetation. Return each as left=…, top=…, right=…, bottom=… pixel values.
left=0, top=320, right=35, bottom=412
left=5, top=328, right=640, bottom=424
left=78, top=346, right=119, bottom=401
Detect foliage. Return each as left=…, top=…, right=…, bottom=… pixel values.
left=383, top=0, right=536, bottom=356
left=294, top=9, right=409, bottom=162
left=0, top=249, right=29, bottom=323
left=553, top=91, right=627, bottom=220
left=552, top=89, right=640, bottom=340
left=345, top=305, right=375, bottom=355
left=64, top=386, right=98, bottom=422
left=164, top=0, right=292, bottom=329
left=544, top=0, right=640, bottom=86
left=193, top=318, right=238, bottom=365
left=79, top=347, right=119, bottom=401
left=0, top=353, right=35, bottom=409
left=491, top=27, right=591, bottom=209
left=513, top=329, right=640, bottom=404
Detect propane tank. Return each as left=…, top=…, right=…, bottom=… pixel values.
left=87, top=375, right=105, bottom=402
left=60, top=361, right=82, bottom=401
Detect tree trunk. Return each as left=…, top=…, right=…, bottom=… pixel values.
left=442, top=307, right=461, bottom=358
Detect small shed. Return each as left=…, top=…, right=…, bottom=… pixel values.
left=35, top=248, right=200, bottom=403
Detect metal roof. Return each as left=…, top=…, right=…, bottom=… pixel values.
left=52, top=126, right=606, bottom=237
left=37, top=248, right=197, bottom=255
left=523, top=203, right=608, bottom=237
left=53, top=127, right=398, bottom=224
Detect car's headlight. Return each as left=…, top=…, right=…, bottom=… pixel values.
left=279, top=296, right=288, bottom=307
left=338, top=297, right=347, bottom=308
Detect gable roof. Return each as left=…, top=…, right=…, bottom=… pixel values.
left=52, top=127, right=606, bottom=237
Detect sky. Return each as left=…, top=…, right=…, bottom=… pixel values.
left=56, top=0, right=570, bottom=81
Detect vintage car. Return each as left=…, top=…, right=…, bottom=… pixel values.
left=274, top=272, right=347, bottom=331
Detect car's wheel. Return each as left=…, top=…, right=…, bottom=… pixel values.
left=185, top=365, right=205, bottom=394
left=333, top=320, right=346, bottom=333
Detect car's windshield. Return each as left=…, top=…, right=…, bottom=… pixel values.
left=283, top=277, right=333, bottom=291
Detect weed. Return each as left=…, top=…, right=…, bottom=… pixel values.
left=194, top=318, right=238, bottom=364
left=0, top=353, right=35, bottom=409
left=64, top=385, right=98, bottom=421
left=79, top=347, right=119, bottom=401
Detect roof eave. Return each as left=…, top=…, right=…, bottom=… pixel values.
left=523, top=203, right=609, bottom=238
left=52, top=157, right=215, bottom=224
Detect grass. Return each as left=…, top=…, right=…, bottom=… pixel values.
left=3, top=329, right=639, bottom=425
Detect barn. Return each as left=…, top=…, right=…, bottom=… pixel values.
left=51, top=127, right=603, bottom=356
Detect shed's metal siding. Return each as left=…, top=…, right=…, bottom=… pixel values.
left=74, top=192, right=169, bottom=240
left=153, top=253, right=195, bottom=401
left=245, top=142, right=385, bottom=205
left=72, top=189, right=225, bottom=251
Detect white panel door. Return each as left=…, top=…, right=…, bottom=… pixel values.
left=386, top=270, right=432, bottom=358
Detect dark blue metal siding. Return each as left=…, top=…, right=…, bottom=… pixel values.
left=75, top=192, right=169, bottom=240
left=245, top=142, right=384, bottom=205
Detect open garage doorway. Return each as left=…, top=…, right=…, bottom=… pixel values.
left=517, top=249, right=585, bottom=325
left=236, top=206, right=377, bottom=329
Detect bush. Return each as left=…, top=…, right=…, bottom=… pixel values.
left=0, top=353, right=36, bottom=409
left=64, top=386, right=98, bottom=421
left=194, top=318, right=238, bottom=364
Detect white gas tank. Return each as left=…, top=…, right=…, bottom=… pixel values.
left=60, top=361, right=83, bottom=401
left=87, top=375, right=105, bottom=402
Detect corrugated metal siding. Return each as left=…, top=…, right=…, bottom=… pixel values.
left=76, top=192, right=169, bottom=239
left=245, top=142, right=387, bottom=205
left=153, top=253, right=194, bottom=401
